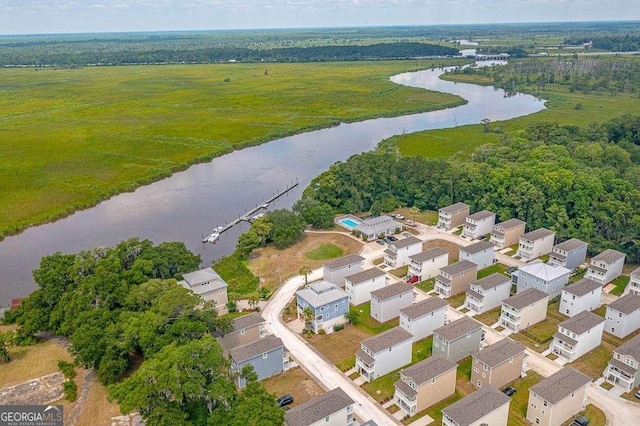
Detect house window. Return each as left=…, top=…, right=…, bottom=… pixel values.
left=509, top=357, right=513, bottom=363
left=240, top=329, right=246, bottom=336
left=474, top=367, right=479, bottom=373
left=543, top=401, right=547, bottom=407
left=325, top=416, right=330, bottom=422
left=467, top=333, right=471, bottom=339
left=263, top=353, right=268, bottom=359
left=536, top=419, right=540, bottom=424
left=477, top=380, right=482, bottom=386
left=219, top=289, right=224, bottom=294
left=619, top=312, right=623, bottom=318
left=483, top=364, right=488, bottom=371
left=335, top=304, right=338, bottom=311
left=389, top=347, right=392, bottom=352
left=434, top=342, right=439, bottom=348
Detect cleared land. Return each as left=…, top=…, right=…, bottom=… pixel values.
left=0, top=60, right=466, bottom=238
left=0, top=338, right=74, bottom=388
left=261, top=366, right=324, bottom=409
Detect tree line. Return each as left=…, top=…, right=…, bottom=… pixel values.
left=303, top=117, right=640, bottom=263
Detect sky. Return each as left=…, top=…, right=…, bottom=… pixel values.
left=0, top=0, right=639, bottom=35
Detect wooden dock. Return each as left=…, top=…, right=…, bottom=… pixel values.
left=202, top=181, right=299, bottom=243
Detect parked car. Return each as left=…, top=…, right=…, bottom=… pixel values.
left=402, top=232, right=411, bottom=237
left=570, top=416, right=590, bottom=426
left=635, top=390, right=640, bottom=399
left=395, top=214, right=405, bottom=220
left=388, top=236, right=398, bottom=242
left=502, top=386, right=516, bottom=397
left=376, top=240, right=385, bottom=245
left=383, top=237, right=392, bottom=243
left=276, top=394, right=294, bottom=407
left=506, top=267, right=518, bottom=275
left=406, top=275, right=419, bottom=284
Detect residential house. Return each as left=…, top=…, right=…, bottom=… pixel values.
left=433, top=316, right=483, bottom=362
left=229, top=334, right=289, bottom=389
left=217, top=312, right=266, bottom=350
left=344, top=268, right=387, bottom=306
left=550, top=310, right=605, bottom=362
left=462, top=210, right=496, bottom=240
left=323, top=254, right=364, bottom=286
left=459, top=240, right=495, bottom=270
left=408, top=248, right=448, bottom=282
left=526, top=367, right=591, bottom=426
left=442, top=385, right=511, bottom=426
left=354, top=215, right=402, bottom=240
left=356, top=326, right=413, bottom=381
left=490, top=218, right=526, bottom=249
left=585, top=249, right=626, bottom=285
left=296, top=281, right=349, bottom=333
left=370, top=282, right=414, bottom=323
left=434, top=260, right=478, bottom=298
left=399, top=297, right=449, bottom=342
left=437, top=202, right=470, bottom=230
left=384, top=236, right=423, bottom=268
left=514, top=261, right=570, bottom=296
left=284, top=387, right=355, bottom=426
left=516, top=228, right=555, bottom=261
left=178, top=267, right=228, bottom=310
left=465, top=273, right=512, bottom=314
left=548, top=239, right=588, bottom=271
left=471, top=338, right=526, bottom=389
left=500, top=288, right=549, bottom=332
left=623, top=266, right=640, bottom=296
left=394, top=356, right=457, bottom=417
left=604, top=293, right=640, bottom=338
left=603, top=334, right=640, bottom=392
left=559, top=278, right=602, bottom=317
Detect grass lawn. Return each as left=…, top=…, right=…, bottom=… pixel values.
left=362, top=368, right=402, bottom=404
left=219, top=311, right=249, bottom=320
left=446, top=292, right=467, bottom=308
left=75, top=377, right=122, bottom=426
left=477, top=263, right=509, bottom=279
left=412, top=337, right=433, bottom=363
left=547, top=353, right=559, bottom=360
left=569, top=268, right=587, bottom=283
left=570, top=342, right=617, bottom=380
left=350, top=302, right=399, bottom=335
left=373, top=257, right=384, bottom=265
left=610, top=276, right=630, bottom=296
left=304, top=243, right=344, bottom=260
left=508, top=371, right=543, bottom=425
left=261, top=367, right=324, bottom=409
left=561, top=405, right=606, bottom=426
left=394, top=208, right=438, bottom=226
left=592, top=305, right=607, bottom=318
left=213, top=254, right=260, bottom=296
left=415, top=278, right=435, bottom=293
left=474, top=307, right=502, bottom=327
left=0, top=338, right=74, bottom=388
left=453, top=227, right=463, bottom=236
left=307, top=324, right=373, bottom=372
left=389, top=265, right=409, bottom=278
left=621, top=385, right=640, bottom=402
left=511, top=331, right=552, bottom=353
left=394, top=124, right=500, bottom=158
left=600, top=382, right=614, bottom=390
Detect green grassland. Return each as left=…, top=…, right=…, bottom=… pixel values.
left=0, top=59, right=466, bottom=238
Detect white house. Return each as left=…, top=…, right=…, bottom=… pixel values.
left=459, top=240, right=495, bottom=270
left=399, top=297, right=449, bottom=342
left=354, top=215, right=402, bottom=240
left=514, top=260, right=570, bottom=296
left=465, top=273, right=512, bottom=314
left=550, top=310, right=605, bottom=362
left=516, top=228, right=555, bottom=261
left=585, top=249, right=626, bottom=285
left=384, top=236, right=423, bottom=268
left=462, top=210, right=496, bottom=240
left=370, top=282, right=414, bottom=323
left=604, top=293, right=640, bottom=338
left=603, top=334, right=640, bottom=392
left=323, top=254, right=364, bottom=286
left=179, top=267, right=228, bottom=311
left=442, top=385, right=511, bottom=426
left=559, top=278, right=602, bottom=317
left=345, top=267, right=387, bottom=306
left=408, top=248, right=448, bottom=282
left=548, top=239, right=588, bottom=271
left=284, top=387, right=355, bottom=426
left=356, top=326, right=413, bottom=381
left=624, top=266, right=640, bottom=296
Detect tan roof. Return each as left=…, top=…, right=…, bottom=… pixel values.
left=391, top=236, right=422, bottom=250
left=323, top=254, right=364, bottom=270
left=361, top=326, right=412, bottom=353
left=400, top=297, right=449, bottom=320
left=494, top=218, right=526, bottom=231
left=434, top=316, right=482, bottom=342
left=614, top=333, right=640, bottom=362
left=472, top=273, right=511, bottom=291
left=473, top=338, right=525, bottom=368
left=370, top=282, right=413, bottom=301
left=467, top=210, right=495, bottom=221
left=410, top=248, right=448, bottom=263
left=229, top=334, right=283, bottom=363
left=401, top=356, right=457, bottom=385
left=521, top=228, right=554, bottom=241
left=439, top=202, right=470, bottom=213
left=554, top=238, right=588, bottom=252
left=529, top=367, right=591, bottom=405
left=285, top=388, right=354, bottom=426
left=559, top=310, right=604, bottom=335
left=440, top=260, right=477, bottom=276
left=607, top=293, right=640, bottom=315
left=441, top=386, right=510, bottom=426
left=591, top=249, right=626, bottom=265
left=230, top=312, right=265, bottom=333
left=503, top=288, right=548, bottom=310
left=461, top=240, right=495, bottom=255
left=345, top=267, right=386, bottom=284
left=562, top=278, right=602, bottom=297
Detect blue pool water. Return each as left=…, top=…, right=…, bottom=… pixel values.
left=341, top=219, right=359, bottom=227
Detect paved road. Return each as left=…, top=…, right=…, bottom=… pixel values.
left=262, top=268, right=399, bottom=426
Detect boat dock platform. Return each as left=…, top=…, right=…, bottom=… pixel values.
left=202, top=181, right=299, bottom=244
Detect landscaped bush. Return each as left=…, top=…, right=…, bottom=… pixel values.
left=333, top=324, right=344, bottom=332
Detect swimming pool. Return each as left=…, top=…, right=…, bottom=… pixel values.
left=341, top=219, right=360, bottom=227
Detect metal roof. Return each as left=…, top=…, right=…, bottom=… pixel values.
left=296, top=281, right=348, bottom=308
left=518, top=261, right=571, bottom=282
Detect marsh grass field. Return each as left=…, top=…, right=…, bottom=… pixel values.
left=0, top=59, right=466, bottom=238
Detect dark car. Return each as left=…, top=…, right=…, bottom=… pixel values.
left=388, top=236, right=398, bottom=242
left=276, top=394, right=294, bottom=407
left=570, top=416, right=589, bottom=426
left=506, top=267, right=518, bottom=275
left=635, top=390, right=640, bottom=399
left=502, top=386, right=516, bottom=397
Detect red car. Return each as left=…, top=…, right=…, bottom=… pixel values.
left=406, top=275, right=419, bottom=284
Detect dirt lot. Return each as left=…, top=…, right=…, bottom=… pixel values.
left=249, top=232, right=363, bottom=289
left=307, top=324, right=373, bottom=371
left=422, top=239, right=460, bottom=263
left=261, top=366, right=324, bottom=409
left=0, top=338, right=74, bottom=388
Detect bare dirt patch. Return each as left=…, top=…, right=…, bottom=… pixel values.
left=261, top=366, right=324, bottom=408
left=422, top=239, right=460, bottom=263
left=308, top=324, right=373, bottom=371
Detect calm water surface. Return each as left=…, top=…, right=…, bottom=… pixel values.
left=0, top=65, right=545, bottom=307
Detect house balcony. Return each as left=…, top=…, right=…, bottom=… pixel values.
left=356, top=349, right=375, bottom=380
left=500, top=313, right=520, bottom=330
left=551, top=337, right=576, bottom=360
left=627, top=281, right=640, bottom=296
left=490, top=235, right=505, bottom=248
left=394, top=380, right=417, bottom=416
left=435, top=281, right=451, bottom=297
left=465, top=298, right=483, bottom=313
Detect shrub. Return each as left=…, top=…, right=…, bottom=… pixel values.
left=62, top=380, right=77, bottom=402
left=333, top=324, right=344, bottom=332
left=318, top=329, right=326, bottom=335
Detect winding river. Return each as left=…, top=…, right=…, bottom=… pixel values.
left=0, top=64, right=545, bottom=307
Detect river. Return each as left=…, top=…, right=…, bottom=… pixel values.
left=0, top=64, right=545, bottom=308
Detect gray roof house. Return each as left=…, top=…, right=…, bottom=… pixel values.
left=500, top=288, right=549, bottom=332
left=284, top=387, right=355, bottom=426
left=604, top=334, right=640, bottom=392
left=229, top=334, right=288, bottom=388
left=585, top=249, right=626, bottom=285
left=323, top=254, right=364, bottom=286
left=408, top=248, right=449, bottom=282
left=605, top=293, right=640, bottom=338
left=356, top=326, right=413, bottom=381
left=434, top=260, right=478, bottom=297
left=623, top=266, right=640, bottom=296
left=459, top=240, right=495, bottom=270
left=550, top=310, right=605, bottom=362
left=433, top=316, right=483, bottom=362
left=465, top=273, right=511, bottom=314
left=437, top=202, right=470, bottom=230
left=490, top=218, right=526, bottom=249
left=442, top=385, right=511, bottom=426
left=462, top=210, right=496, bottom=240
left=514, top=260, right=571, bottom=296
left=345, top=267, right=388, bottom=306
left=472, top=338, right=526, bottom=389
left=296, top=281, right=349, bottom=333
left=399, top=297, right=449, bottom=342
left=217, top=312, right=267, bottom=350
left=548, top=238, right=588, bottom=271
left=370, top=282, right=414, bottom=323
left=384, top=236, right=423, bottom=268
left=354, top=215, right=402, bottom=240
left=559, top=278, right=603, bottom=317
left=516, top=228, right=555, bottom=261
left=179, top=267, right=228, bottom=310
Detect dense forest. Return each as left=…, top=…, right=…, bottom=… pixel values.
left=304, top=116, right=640, bottom=262
left=4, top=238, right=283, bottom=425
left=565, top=35, right=640, bottom=52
